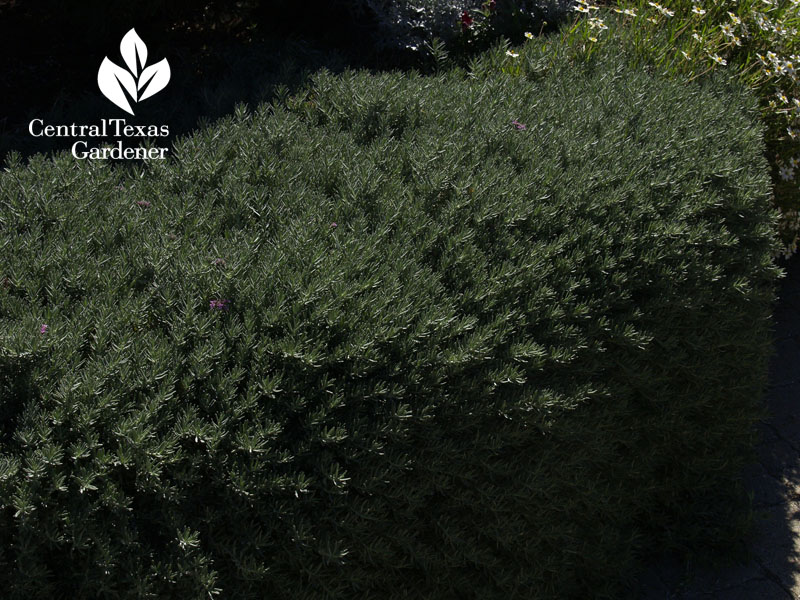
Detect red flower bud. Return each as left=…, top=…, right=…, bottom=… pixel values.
left=461, top=10, right=474, bottom=31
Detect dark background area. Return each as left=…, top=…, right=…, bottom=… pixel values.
left=0, top=0, right=394, bottom=163
left=0, top=0, right=557, bottom=163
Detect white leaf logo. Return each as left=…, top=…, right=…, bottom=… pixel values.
left=138, top=59, right=171, bottom=101
left=120, top=28, right=147, bottom=76
left=97, top=29, right=170, bottom=115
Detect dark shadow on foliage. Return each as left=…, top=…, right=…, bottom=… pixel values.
left=632, top=256, right=800, bottom=599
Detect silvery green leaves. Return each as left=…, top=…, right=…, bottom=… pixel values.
left=97, top=28, right=170, bottom=115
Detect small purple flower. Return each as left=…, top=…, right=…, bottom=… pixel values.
left=209, top=299, right=230, bottom=311
left=330, top=222, right=338, bottom=229
left=213, top=258, right=226, bottom=267
left=114, top=184, right=125, bottom=192
left=136, top=200, right=151, bottom=208
left=511, top=120, right=527, bottom=130
left=39, top=324, right=48, bottom=334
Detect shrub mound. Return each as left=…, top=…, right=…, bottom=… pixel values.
left=0, top=51, right=781, bottom=599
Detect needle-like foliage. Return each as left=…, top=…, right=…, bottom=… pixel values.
left=0, top=48, right=781, bottom=599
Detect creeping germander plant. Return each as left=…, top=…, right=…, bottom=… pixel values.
left=0, top=46, right=780, bottom=598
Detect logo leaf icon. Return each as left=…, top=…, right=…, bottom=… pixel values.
left=97, top=29, right=170, bottom=115
left=120, top=28, right=148, bottom=76
left=98, top=57, right=137, bottom=115
left=138, top=58, right=171, bottom=101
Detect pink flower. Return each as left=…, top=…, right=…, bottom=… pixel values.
left=209, top=299, right=230, bottom=311
left=39, top=324, right=48, bottom=334
left=330, top=222, right=338, bottom=229
left=213, top=258, right=226, bottom=267
left=511, top=120, right=527, bottom=130
left=136, top=200, right=151, bottom=208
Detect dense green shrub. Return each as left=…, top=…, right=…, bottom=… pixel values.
left=0, top=48, right=781, bottom=599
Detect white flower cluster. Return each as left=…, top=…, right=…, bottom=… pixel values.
left=757, top=51, right=799, bottom=80
left=647, top=2, right=674, bottom=17
left=573, top=0, right=600, bottom=14
left=754, top=10, right=798, bottom=37
left=588, top=16, right=608, bottom=29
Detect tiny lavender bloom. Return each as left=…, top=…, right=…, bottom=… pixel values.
left=511, top=120, right=527, bottom=130
left=39, top=324, right=48, bottom=334
left=210, top=299, right=230, bottom=311
left=136, top=200, right=151, bottom=208
left=213, top=258, right=226, bottom=267
left=330, top=222, right=338, bottom=228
